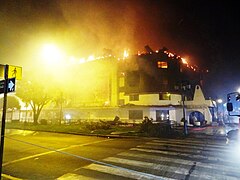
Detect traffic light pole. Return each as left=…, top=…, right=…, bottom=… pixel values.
left=182, top=93, right=188, bottom=136
left=175, top=82, right=191, bottom=136
left=0, top=65, right=9, bottom=177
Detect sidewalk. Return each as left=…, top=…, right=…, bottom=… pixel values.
left=187, top=123, right=239, bottom=140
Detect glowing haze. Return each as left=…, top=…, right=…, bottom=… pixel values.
left=1, top=0, right=239, bottom=98
left=0, top=1, right=191, bottom=68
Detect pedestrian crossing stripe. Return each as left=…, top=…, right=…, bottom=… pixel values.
left=104, top=156, right=191, bottom=176
left=152, top=139, right=229, bottom=149
left=103, top=156, right=237, bottom=180
left=152, top=138, right=227, bottom=146
left=57, top=173, right=96, bottom=180
left=142, top=143, right=232, bottom=157
left=117, top=152, right=240, bottom=177
left=84, top=163, right=173, bottom=180
left=57, top=138, right=240, bottom=180
left=131, top=147, right=229, bottom=163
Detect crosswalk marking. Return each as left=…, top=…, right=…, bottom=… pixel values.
left=119, top=151, right=195, bottom=166
left=104, top=156, right=237, bottom=180
left=117, top=152, right=240, bottom=178
left=130, top=146, right=232, bottom=164
left=147, top=141, right=229, bottom=151
left=152, top=138, right=228, bottom=147
left=118, top=151, right=238, bottom=171
left=104, top=156, right=192, bottom=176
left=57, top=173, right=96, bottom=180
left=57, top=138, right=240, bottom=179
left=153, top=138, right=225, bottom=146
left=147, top=142, right=230, bottom=153
left=83, top=163, right=173, bottom=180
left=135, top=144, right=227, bottom=158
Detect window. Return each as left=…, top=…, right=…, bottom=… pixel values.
left=126, top=71, right=140, bottom=87
left=119, top=77, right=125, bottom=87
left=156, top=110, right=169, bottom=121
left=129, top=94, right=139, bottom=101
left=129, top=110, right=143, bottom=119
left=157, top=61, right=168, bottom=68
left=159, top=93, right=171, bottom=100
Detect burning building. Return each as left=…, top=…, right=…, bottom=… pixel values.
left=118, top=46, right=201, bottom=106
left=21, top=46, right=215, bottom=125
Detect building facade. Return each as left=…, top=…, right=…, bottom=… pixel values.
left=4, top=47, right=216, bottom=125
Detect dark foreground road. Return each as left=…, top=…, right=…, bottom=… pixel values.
left=2, top=129, right=240, bottom=180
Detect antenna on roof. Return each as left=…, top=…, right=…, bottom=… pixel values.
left=144, top=45, right=154, bottom=54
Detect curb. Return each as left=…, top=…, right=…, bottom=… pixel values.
left=6, top=128, right=228, bottom=142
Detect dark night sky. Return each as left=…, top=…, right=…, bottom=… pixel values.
left=0, top=0, right=239, bottom=99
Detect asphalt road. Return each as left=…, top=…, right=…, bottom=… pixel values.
left=2, top=129, right=240, bottom=180
left=2, top=130, right=147, bottom=179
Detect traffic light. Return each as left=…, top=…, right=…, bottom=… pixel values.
left=227, top=92, right=240, bottom=116
left=227, top=103, right=233, bottom=111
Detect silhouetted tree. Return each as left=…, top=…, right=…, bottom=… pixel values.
left=0, top=95, right=21, bottom=110
left=17, top=80, right=52, bottom=125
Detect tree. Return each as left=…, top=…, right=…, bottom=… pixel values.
left=0, top=95, right=21, bottom=110
left=17, top=80, right=52, bottom=125
left=52, top=90, right=65, bottom=125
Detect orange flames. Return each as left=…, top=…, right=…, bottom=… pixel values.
left=57, top=48, right=199, bottom=72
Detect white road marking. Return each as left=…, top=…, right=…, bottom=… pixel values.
left=3, top=138, right=113, bottom=166
left=83, top=163, right=174, bottom=180
left=1, top=173, right=23, bottom=180
left=130, top=147, right=229, bottom=163
left=147, top=141, right=231, bottom=152
left=142, top=143, right=231, bottom=157
left=57, top=139, right=240, bottom=180
left=57, top=173, right=96, bottom=180
left=104, top=156, right=191, bottom=175
left=118, top=152, right=240, bottom=179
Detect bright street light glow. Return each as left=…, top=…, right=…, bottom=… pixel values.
left=217, top=99, right=223, bottom=104
left=65, top=114, right=71, bottom=120
left=41, top=44, right=65, bottom=64
left=237, top=88, right=240, bottom=93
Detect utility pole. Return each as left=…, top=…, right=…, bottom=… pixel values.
left=175, top=81, right=191, bottom=136
left=59, top=91, right=63, bottom=125
left=0, top=65, right=9, bottom=176
left=0, top=64, right=20, bottom=177
left=182, top=93, right=188, bottom=136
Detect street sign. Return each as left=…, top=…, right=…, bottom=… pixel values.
left=0, top=78, right=16, bottom=94
left=8, top=65, right=22, bottom=80
left=0, top=65, right=22, bottom=80
left=0, top=65, right=19, bottom=175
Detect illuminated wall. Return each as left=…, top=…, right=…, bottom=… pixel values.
left=65, top=57, right=118, bottom=107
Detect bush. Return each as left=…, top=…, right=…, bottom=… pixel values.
left=140, top=117, right=153, bottom=133
left=84, top=121, right=111, bottom=131
left=39, top=119, right=48, bottom=125
left=140, top=118, right=173, bottom=137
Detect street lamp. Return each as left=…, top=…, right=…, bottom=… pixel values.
left=175, top=82, right=191, bottom=136
left=217, top=99, right=223, bottom=104
left=41, top=43, right=65, bottom=65
left=40, top=43, right=65, bottom=125
left=59, top=91, right=63, bottom=125
left=237, top=88, right=240, bottom=93
left=217, top=98, right=224, bottom=123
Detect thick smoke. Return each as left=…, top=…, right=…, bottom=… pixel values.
left=0, top=0, right=189, bottom=65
